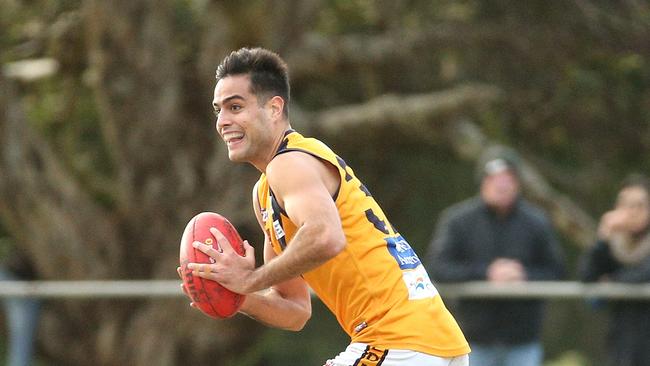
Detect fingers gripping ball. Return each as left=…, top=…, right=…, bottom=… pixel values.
left=179, top=212, right=246, bottom=318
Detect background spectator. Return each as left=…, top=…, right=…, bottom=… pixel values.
left=579, top=173, right=650, bottom=366
left=425, top=146, right=565, bottom=366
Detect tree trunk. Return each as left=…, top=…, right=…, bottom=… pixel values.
left=1, top=1, right=261, bottom=364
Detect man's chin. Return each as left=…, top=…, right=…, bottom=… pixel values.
left=227, top=151, right=246, bottom=163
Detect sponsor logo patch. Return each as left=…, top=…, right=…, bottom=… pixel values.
left=386, top=235, right=421, bottom=270
left=402, top=265, right=438, bottom=300
left=386, top=235, right=437, bottom=299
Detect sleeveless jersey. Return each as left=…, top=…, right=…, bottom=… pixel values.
left=256, top=130, right=469, bottom=357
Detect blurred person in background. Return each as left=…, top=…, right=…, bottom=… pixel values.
left=579, top=174, right=650, bottom=366
left=0, top=245, right=40, bottom=366
left=425, top=146, right=565, bottom=366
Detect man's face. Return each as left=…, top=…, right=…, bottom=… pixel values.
left=212, top=74, right=273, bottom=164
left=480, top=169, right=520, bottom=212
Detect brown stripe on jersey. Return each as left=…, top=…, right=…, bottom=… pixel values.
left=352, top=345, right=388, bottom=366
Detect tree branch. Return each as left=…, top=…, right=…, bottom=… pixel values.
left=309, top=85, right=596, bottom=247
left=313, top=83, right=502, bottom=134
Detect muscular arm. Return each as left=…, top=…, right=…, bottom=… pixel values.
left=244, top=151, right=346, bottom=292
left=188, top=152, right=345, bottom=329
left=237, top=182, right=312, bottom=331
left=238, top=237, right=312, bottom=330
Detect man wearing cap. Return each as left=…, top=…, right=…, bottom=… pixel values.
left=425, top=147, right=565, bottom=366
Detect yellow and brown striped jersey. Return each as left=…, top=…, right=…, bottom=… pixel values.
left=256, top=130, right=469, bottom=357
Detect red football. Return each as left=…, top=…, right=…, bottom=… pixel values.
left=179, top=212, right=246, bottom=318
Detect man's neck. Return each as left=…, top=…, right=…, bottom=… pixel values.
left=252, top=124, right=293, bottom=173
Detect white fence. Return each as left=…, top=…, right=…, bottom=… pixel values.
left=1, top=281, right=650, bottom=300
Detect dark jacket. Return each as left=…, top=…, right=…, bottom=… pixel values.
left=425, top=197, right=565, bottom=344
left=579, top=240, right=650, bottom=366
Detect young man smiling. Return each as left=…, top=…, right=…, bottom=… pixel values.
left=182, top=47, right=470, bottom=366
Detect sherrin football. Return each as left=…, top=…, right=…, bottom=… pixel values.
left=179, top=211, right=246, bottom=318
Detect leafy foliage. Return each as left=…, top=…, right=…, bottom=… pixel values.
left=1, top=0, right=649, bottom=364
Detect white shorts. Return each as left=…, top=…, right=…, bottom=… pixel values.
left=324, top=343, right=469, bottom=366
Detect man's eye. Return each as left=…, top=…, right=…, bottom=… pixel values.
left=213, top=109, right=220, bottom=117
left=231, top=105, right=242, bottom=111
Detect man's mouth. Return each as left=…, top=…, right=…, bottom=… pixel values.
left=223, top=132, right=244, bottom=146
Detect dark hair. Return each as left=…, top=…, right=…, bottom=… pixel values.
left=620, top=173, right=650, bottom=195
left=216, top=47, right=290, bottom=118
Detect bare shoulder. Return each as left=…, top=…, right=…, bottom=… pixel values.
left=267, top=151, right=323, bottom=175
left=266, top=151, right=339, bottom=194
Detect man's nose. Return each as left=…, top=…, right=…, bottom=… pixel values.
left=216, top=114, right=231, bottom=131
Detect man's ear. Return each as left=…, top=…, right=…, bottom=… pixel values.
left=268, top=96, right=285, bottom=120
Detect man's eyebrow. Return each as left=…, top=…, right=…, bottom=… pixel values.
left=214, top=94, right=245, bottom=108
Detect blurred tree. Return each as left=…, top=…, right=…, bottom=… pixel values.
left=1, top=0, right=649, bottom=365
